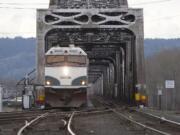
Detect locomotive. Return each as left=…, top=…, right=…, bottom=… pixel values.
left=44, top=45, right=88, bottom=107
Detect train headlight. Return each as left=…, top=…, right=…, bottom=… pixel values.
left=63, top=66, right=69, bottom=76
left=81, top=80, right=86, bottom=85
left=46, top=81, right=51, bottom=85
left=45, top=76, right=60, bottom=86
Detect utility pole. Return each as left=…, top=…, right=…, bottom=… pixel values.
left=165, top=80, right=175, bottom=110
left=157, top=85, right=163, bottom=110
left=173, top=70, right=176, bottom=110
left=0, top=85, right=3, bottom=112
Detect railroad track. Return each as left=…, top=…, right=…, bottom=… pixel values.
left=16, top=112, right=73, bottom=135
left=0, top=109, right=71, bottom=135
left=0, top=109, right=61, bottom=124
left=16, top=108, right=112, bottom=135
left=1, top=97, right=180, bottom=135
left=93, top=97, right=180, bottom=135
left=123, top=108, right=180, bottom=135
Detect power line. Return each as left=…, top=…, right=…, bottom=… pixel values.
left=147, top=14, right=180, bottom=22
left=0, top=3, right=48, bottom=5
left=0, top=32, right=35, bottom=34
left=0, top=7, right=35, bottom=9
left=0, top=2, right=49, bottom=9
left=131, top=0, right=172, bottom=5
left=0, top=6, right=47, bottom=10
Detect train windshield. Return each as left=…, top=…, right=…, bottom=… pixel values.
left=46, top=55, right=86, bottom=66
left=67, top=56, right=86, bottom=64
left=46, top=56, right=65, bottom=64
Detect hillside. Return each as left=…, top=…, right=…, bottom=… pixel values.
left=144, top=39, right=180, bottom=57
left=0, top=37, right=35, bottom=79
left=0, top=37, right=180, bottom=79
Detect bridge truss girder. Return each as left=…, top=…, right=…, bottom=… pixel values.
left=36, top=3, right=145, bottom=104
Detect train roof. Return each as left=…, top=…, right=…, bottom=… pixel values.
left=46, top=46, right=87, bottom=56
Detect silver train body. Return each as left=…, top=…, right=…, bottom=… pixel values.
left=44, top=46, right=88, bottom=107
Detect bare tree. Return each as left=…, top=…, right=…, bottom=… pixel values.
left=146, top=48, right=180, bottom=110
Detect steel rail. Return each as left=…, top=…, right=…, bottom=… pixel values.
left=0, top=111, right=52, bottom=123
left=39, top=107, right=111, bottom=117
left=111, top=109, right=171, bottom=135
left=94, top=97, right=171, bottom=135
left=67, top=112, right=76, bottom=135
left=17, top=113, right=48, bottom=135
left=61, top=119, right=67, bottom=127
left=135, top=109, right=180, bottom=126
left=0, top=107, right=109, bottom=123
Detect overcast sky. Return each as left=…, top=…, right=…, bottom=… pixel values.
left=0, top=0, right=179, bottom=38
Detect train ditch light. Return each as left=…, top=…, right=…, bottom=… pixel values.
left=81, top=80, right=86, bottom=85
left=46, top=80, right=51, bottom=85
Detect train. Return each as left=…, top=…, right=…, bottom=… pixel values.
left=43, top=45, right=88, bottom=107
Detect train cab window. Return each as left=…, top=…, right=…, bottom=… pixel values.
left=67, top=56, right=86, bottom=64
left=46, top=55, right=65, bottom=64
left=46, top=55, right=87, bottom=66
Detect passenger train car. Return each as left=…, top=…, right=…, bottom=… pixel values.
left=44, top=45, right=88, bottom=107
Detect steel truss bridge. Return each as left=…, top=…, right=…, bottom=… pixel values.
left=36, top=0, right=145, bottom=104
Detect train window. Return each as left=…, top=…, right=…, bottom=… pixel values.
left=46, top=55, right=65, bottom=64
left=67, top=56, right=86, bottom=64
